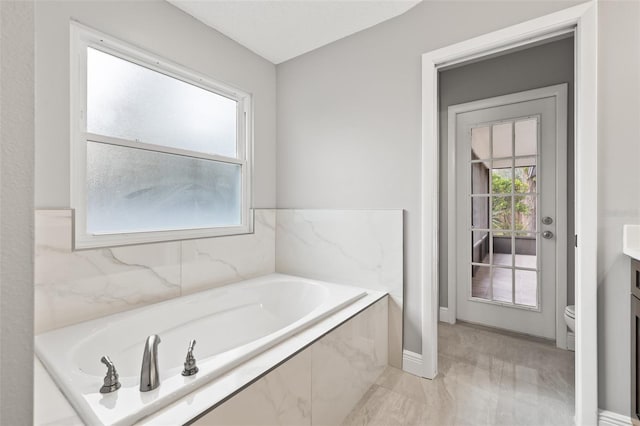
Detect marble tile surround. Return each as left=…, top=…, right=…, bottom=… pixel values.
left=195, top=348, right=313, bottom=426
left=34, top=209, right=276, bottom=333
left=276, top=209, right=403, bottom=367
left=34, top=206, right=403, bottom=378
left=195, top=297, right=388, bottom=426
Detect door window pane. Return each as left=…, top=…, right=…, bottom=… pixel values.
left=515, top=164, right=536, bottom=193
left=472, top=196, right=490, bottom=229
left=515, top=269, right=537, bottom=306
left=491, top=167, right=512, bottom=194
left=87, top=142, right=241, bottom=234
left=472, top=231, right=490, bottom=265
left=492, top=122, right=512, bottom=158
left=492, top=267, right=513, bottom=303
left=472, top=161, right=490, bottom=195
left=515, top=118, right=537, bottom=157
left=472, top=265, right=491, bottom=300
left=514, top=195, right=536, bottom=231
left=492, top=232, right=513, bottom=267
left=471, top=126, right=490, bottom=160
left=514, top=232, right=537, bottom=268
left=87, top=47, right=238, bottom=158
left=492, top=195, right=512, bottom=231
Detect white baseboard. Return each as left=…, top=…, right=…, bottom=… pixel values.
left=567, top=331, right=575, bottom=351
left=402, top=350, right=423, bottom=377
left=599, top=409, right=633, bottom=426
left=439, top=306, right=454, bottom=323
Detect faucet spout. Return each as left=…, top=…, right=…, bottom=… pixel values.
left=139, top=334, right=161, bottom=392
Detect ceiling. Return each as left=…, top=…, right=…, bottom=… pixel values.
left=167, top=0, right=422, bottom=64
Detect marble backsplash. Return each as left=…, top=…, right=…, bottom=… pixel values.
left=34, top=207, right=403, bottom=363
left=34, top=209, right=276, bottom=333
left=276, top=209, right=403, bottom=368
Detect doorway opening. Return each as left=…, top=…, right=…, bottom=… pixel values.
left=436, top=39, right=575, bottom=423
left=447, top=82, right=569, bottom=342
left=419, top=3, right=598, bottom=423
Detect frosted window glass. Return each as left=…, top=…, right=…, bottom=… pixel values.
left=87, top=47, right=238, bottom=158
left=87, top=142, right=241, bottom=234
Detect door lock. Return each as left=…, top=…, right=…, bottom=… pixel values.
left=542, top=230, right=554, bottom=239
left=542, top=216, right=553, bottom=225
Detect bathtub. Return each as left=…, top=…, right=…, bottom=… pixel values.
left=35, top=273, right=367, bottom=425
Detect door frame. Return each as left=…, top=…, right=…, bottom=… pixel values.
left=447, top=84, right=568, bottom=347
left=419, top=2, right=598, bottom=424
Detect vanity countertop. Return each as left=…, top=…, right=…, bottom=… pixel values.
left=624, top=224, right=640, bottom=261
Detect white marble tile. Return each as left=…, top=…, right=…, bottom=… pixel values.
left=276, top=209, right=402, bottom=366
left=137, top=292, right=386, bottom=425
left=34, top=209, right=277, bottom=333
left=194, top=348, right=312, bottom=426
left=311, top=298, right=388, bottom=426
left=35, top=210, right=182, bottom=333
left=181, top=209, right=276, bottom=294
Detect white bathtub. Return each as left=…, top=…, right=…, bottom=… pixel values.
left=35, top=273, right=367, bottom=425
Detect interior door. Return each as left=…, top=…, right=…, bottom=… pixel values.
left=454, top=91, right=564, bottom=339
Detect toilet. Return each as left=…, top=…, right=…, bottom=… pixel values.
left=564, top=305, right=575, bottom=332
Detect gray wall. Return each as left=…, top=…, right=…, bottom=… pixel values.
left=0, top=1, right=35, bottom=423
left=438, top=37, right=575, bottom=307
left=35, top=0, right=277, bottom=209
left=597, top=0, right=640, bottom=415
left=276, top=0, right=580, bottom=355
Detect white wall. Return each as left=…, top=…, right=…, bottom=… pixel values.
left=0, top=1, right=35, bottom=423
left=276, top=0, right=582, bottom=354
left=597, top=0, right=640, bottom=415
left=35, top=0, right=276, bottom=209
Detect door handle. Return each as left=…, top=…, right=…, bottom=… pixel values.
left=542, top=230, right=554, bottom=239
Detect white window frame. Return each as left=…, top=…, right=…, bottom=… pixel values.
left=70, top=22, right=253, bottom=249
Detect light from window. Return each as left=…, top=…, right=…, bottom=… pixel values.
left=72, top=25, right=251, bottom=248
left=86, top=142, right=242, bottom=234
left=87, top=47, right=238, bottom=157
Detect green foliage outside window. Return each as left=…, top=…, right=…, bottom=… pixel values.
left=491, top=167, right=534, bottom=232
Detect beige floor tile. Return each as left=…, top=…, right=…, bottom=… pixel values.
left=344, top=322, right=574, bottom=426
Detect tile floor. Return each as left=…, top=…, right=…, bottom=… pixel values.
left=343, top=322, right=574, bottom=426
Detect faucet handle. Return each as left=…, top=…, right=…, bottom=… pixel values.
left=181, top=339, right=199, bottom=376
left=99, top=356, right=121, bottom=393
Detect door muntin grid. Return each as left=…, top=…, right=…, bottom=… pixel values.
left=469, top=116, right=540, bottom=310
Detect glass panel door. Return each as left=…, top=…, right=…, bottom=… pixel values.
left=470, top=117, right=539, bottom=308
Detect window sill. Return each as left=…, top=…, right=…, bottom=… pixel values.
left=73, top=211, right=254, bottom=250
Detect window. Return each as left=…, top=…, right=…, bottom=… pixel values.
left=71, top=23, right=252, bottom=248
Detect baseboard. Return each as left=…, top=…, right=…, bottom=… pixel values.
left=402, top=350, right=423, bottom=377
left=567, top=331, right=575, bottom=351
left=439, top=306, right=452, bottom=323
left=599, top=409, right=633, bottom=426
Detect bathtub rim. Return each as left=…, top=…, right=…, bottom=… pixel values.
left=34, top=273, right=386, bottom=426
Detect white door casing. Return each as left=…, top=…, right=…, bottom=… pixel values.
left=420, top=3, right=598, bottom=424
left=449, top=86, right=567, bottom=341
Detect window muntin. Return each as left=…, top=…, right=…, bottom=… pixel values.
left=71, top=24, right=252, bottom=248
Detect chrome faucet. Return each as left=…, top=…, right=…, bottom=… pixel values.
left=99, top=356, right=121, bottom=393
left=139, top=334, right=161, bottom=392
left=181, top=339, right=199, bottom=376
